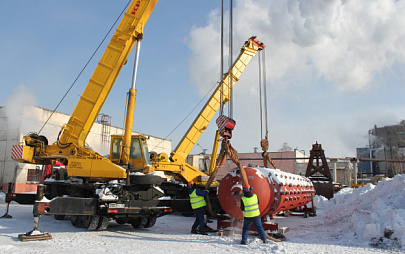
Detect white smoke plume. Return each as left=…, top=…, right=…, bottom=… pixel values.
left=185, top=0, right=405, bottom=157
left=187, top=0, right=405, bottom=92
left=4, top=84, right=38, bottom=133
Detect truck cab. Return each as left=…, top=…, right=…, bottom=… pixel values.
left=110, top=135, right=151, bottom=170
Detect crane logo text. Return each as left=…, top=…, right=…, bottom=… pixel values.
left=131, top=1, right=142, bottom=15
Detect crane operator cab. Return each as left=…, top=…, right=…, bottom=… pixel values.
left=110, top=135, right=151, bottom=170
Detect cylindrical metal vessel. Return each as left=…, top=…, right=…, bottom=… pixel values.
left=218, top=166, right=315, bottom=220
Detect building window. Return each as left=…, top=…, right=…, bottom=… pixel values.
left=27, top=166, right=41, bottom=183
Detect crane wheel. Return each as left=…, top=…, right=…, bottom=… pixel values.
left=144, top=216, right=157, bottom=228
left=97, top=216, right=110, bottom=231
left=83, top=215, right=100, bottom=231
left=131, top=216, right=148, bottom=229
left=70, top=215, right=84, bottom=227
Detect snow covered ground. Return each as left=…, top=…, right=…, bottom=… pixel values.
left=1, top=175, right=404, bottom=253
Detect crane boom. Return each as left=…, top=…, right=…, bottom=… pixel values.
left=13, top=0, right=158, bottom=180
left=59, top=0, right=158, bottom=147
left=170, top=37, right=265, bottom=163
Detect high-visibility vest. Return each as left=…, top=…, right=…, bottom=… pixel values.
left=241, top=193, right=260, bottom=218
left=189, top=189, right=207, bottom=209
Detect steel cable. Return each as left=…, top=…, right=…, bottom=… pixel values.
left=38, top=0, right=132, bottom=135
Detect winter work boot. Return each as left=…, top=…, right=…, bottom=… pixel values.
left=240, top=241, right=247, bottom=245
left=191, top=228, right=198, bottom=234
left=204, top=224, right=215, bottom=232
left=198, top=230, right=208, bottom=235
left=262, top=239, right=268, bottom=243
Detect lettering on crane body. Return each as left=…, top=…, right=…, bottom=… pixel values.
left=131, top=0, right=142, bottom=15
left=69, top=162, right=82, bottom=169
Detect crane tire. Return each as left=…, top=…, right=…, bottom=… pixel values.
left=131, top=216, right=148, bottom=229
left=145, top=216, right=157, bottom=228
left=97, top=216, right=110, bottom=231
left=83, top=215, right=100, bottom=231
left=70, top=215, right=84, bottom=227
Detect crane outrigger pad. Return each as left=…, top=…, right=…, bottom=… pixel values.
left=18, top=230, right=52, bottom=241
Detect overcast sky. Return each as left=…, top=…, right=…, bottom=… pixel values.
left=1, top=0, right=404, bottom=158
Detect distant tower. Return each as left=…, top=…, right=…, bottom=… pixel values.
left=305, top=142, right=333, bottom=199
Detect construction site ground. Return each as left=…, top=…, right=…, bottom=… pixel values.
left=1, top=175, right=404, bottom=253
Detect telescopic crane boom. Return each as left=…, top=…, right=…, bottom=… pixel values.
left=151, top=37, right=265, bottom=183
left=170, top=37, right=265, bottom=163
left=13, top=0, right=158, bottom=180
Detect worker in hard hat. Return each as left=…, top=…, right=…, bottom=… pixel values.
left=188, top=180, right=209, bottom=235
left=240, top=184, right=267, bottom=244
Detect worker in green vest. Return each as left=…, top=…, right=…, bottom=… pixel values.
left=240, top=184, right=267, bottom=244
left=188, top=181, right=208, bottom=235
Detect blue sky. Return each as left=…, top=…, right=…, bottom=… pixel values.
left=1, top=0, right=405, bottom=158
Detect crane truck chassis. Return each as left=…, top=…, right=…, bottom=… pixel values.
left=34, top=174, right=173, bottom=230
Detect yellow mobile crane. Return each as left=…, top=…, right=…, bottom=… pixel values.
left=13, top=0, right=164, bottom=239
left=14, top=0, right=158, bottom=180
left=11, top=0, right=265, bottom=239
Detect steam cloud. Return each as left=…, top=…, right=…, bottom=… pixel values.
left=187, top=0, right=405, bottom=93
left=4, top=84, right=38, bottom=132
left=184, top=0, right=405, bottom=157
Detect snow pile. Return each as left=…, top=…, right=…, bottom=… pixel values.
left=315, top=174, right=405, bottom=250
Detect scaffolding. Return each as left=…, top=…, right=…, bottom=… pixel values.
left=96, top=113, right=111, bottom=144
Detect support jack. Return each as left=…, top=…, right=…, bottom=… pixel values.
left=0, top=202, right=12, bottom=219
left=1, top=183, right=14, bottom=219
left=18, top=216, right=52, bottom=241
left=18, top=184, right=52, bottom=241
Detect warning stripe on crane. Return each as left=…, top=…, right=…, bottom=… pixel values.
left=11, top=145, right=24, bottom=160
left=216, top=115, right=232, bottom=132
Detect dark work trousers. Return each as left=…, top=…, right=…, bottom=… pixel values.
left=192, top=206, right=207, bottom=231
left=241, top=216, right=267, bottom=242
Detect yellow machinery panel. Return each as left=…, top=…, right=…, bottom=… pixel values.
left=11, top=145, right=34, bottom=164
left=68, top=158, right=127, bottom=179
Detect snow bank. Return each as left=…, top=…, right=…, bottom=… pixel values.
left=315, top=174, right=405, bottom=250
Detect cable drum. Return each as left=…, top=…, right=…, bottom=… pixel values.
left=218, top=166, right=315, bottom=220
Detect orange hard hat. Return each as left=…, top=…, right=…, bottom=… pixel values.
left=243, top=184, right=251, bottom=191
left=188, top=181, right=195, bottom=187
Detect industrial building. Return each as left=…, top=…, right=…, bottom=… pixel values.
left=0, top=105, right=171, bottom=193
left=357, top=121, right=405, bottom=177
